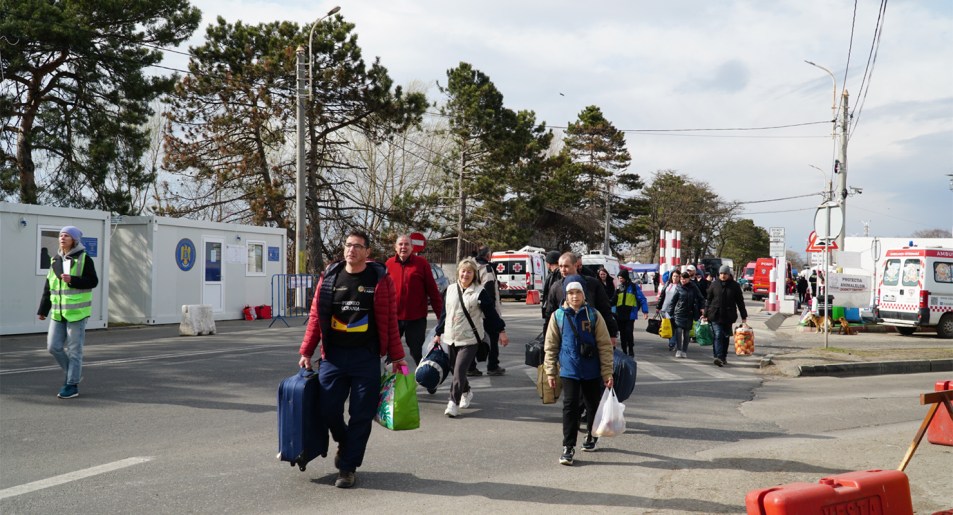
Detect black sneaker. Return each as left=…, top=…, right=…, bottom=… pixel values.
left=486, top=367, right=505, bottom=376
left=713, top=358, right=724, bottom=367
left=559, top=446, right=575, bottom=466
left=582, top=435, right=598, bottom=452
left=334, top=471, right=356, bottom=489
left=466, top=368, right=483, bottom=377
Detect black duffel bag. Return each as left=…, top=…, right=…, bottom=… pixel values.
left=525, top=332, right=545, bottom=367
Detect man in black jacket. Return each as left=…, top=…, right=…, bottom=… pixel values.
left=544, top=253, right=619, bottom=344
left=704, top=265, right=747, bottom=367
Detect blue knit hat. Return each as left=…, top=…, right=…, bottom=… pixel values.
left=60, top=226, right=82, bottom=242
left=662, top=271, right=671, bottom=284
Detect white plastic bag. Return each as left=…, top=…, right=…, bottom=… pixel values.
left=592, top=387, right=626, bottom=437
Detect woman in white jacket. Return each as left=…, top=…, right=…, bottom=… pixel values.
left=434, top=258, right=508, bottom=417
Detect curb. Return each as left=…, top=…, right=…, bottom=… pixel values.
left=797, top=359, right=953, bottom=377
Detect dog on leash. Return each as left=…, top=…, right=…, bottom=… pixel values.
left=837, top=317, right=857, bottom=335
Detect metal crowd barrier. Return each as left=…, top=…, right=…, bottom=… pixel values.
left=269, top=274, right=318, bottom=328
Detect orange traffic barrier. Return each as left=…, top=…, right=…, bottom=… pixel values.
left=745, top=469, right=913, bottom=515
left=525, top=290, right=540, bottom=305
left=927, top=380, right=953, bottom=446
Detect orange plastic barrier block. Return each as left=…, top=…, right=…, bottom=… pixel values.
left=745, top=469, right=913, bottom=515
left=927, top=380, right=953, bottom=446
left=525, top=290, right=540, bottom=305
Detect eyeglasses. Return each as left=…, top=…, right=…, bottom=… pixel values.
left=344, top=243, right=367, bottom=250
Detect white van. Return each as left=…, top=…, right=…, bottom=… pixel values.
left=489, top=246, right=548, bottom=301
left=581, top=250, right=620, bottom=283
left=875, top=246, right=953, bottom=338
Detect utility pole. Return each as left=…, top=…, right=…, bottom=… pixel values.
left=603, top=181, right=612, bottom=254
left=456, top=153, right=466, bottom=264
left=835, top=90, right=849, bottom=249
left=295, top=46, right=307, bottom=278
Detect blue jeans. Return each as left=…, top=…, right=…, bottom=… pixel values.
left=318, top=344, right=381, bottom=473
left=47, top=318, right=87, bottom=385
left=711, top=322, right=732, bottom=362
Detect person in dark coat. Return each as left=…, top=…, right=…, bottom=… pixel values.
left=796, top=275, right=809, bottom=306
left=543, top=253, right=619, bottom=344
left=704, top=265, right=748, bottom=367
left=596, top=267, right=616, bottom=305
left=666, top=272, right=704, bottom=359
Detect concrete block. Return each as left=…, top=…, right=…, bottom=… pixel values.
left=180, top=304, right=216, bottom=336
left=778, top=298, right=797, bottom=315
left=764, top=312, right=788, bottom=331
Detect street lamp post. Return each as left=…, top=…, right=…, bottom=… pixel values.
left=809, top=164, right=832, bottom=202
left=295, top=5, right=340, bottom=283
left=805, top=59, right=849, bottom=248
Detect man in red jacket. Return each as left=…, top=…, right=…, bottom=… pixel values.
left=384, top=234, right=444, bottom=366
left=299, top=230, right=405, bottom=489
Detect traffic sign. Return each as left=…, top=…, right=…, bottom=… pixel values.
left=806, top=230, right=839, bottom=253
left=769, top=227, right=785, bottom=257
left=409, top=232, right=426, bottom=253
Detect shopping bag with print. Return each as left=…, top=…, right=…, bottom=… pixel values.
left=592, top=387, right=626, bottom=437
left=375, top=365, right=420, bottom=430
left=659, top=317, right=673, bottom=339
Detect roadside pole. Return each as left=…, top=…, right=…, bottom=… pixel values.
left=835, top=90, right=849, bottom=249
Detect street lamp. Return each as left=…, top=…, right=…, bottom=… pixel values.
left=309, top=6, right=341, bottom=99
left=295, top=5, right=340, bottom=282
left=809, top=164, right=832, bottom=202
left=804, top=60, right=837, bottom=128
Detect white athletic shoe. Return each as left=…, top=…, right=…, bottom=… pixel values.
left=460, top=391, right=473, bottom=409
left=444, top=401, right=459, bottom=417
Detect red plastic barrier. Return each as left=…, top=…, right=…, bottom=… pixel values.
left=745, top=469, right=913, bottom=515
left=525, top=290, right=540, bottom=305
left=926, top=380, right=953, bottom=446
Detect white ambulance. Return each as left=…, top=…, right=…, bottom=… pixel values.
left=489, top=246, right=548, bottom=301
left=875, top=246, right=953, bottom=338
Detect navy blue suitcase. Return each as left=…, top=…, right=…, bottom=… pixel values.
left=277, top=368, right=328, bottom=471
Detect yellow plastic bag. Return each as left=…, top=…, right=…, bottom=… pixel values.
left=659, top=318, right=673, bottom=339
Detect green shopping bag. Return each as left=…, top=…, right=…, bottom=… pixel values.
left=695, top=320, right=714, bottom=346
left=375, top=365, right=420, bottom=430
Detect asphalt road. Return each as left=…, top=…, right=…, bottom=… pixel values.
left=1, top=301, right=949, bottom=514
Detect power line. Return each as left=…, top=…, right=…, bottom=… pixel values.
left=842, top=0, right=859, bottom=90
left=849, top=0, right=888, bottom=140
left=736, top=192, right=823, bottom=205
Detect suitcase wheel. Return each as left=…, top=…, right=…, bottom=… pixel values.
left=298, top=463, right=307, bottom=471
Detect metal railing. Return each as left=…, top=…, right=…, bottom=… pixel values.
left=269, top=274, right=319, bottom=328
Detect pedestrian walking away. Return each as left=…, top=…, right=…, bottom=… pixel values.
left=37, top=225, right=99, bottom=399
left=704, top=265, right=748, bottom=367
left=298, top=230, right=407, bottom=489
left=385, top=234, right=444, bottom=366
left=613, top=269, right=649, bottom=357
left=434, top=258, right=507, bottom=418
left=544, top=278, right=614, bottom=466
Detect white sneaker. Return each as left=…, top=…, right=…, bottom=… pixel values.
left=460, top=391, right=473, bottom=409
left=444, top=401, right=459, bottom=417
left=677, top=351, right=687, bottom=359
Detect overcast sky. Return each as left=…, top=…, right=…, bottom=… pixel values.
left=166, top=0, right=953, bottom=254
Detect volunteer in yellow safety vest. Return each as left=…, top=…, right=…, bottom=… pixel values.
left=37, top=226, right=99, bottom=399
left=613, top=270, right=649, bottom=357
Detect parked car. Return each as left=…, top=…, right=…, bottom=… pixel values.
left=431, top=262, right=449, bottom=299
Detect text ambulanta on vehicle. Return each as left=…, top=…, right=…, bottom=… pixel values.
left=489, top=246, right=548, bottom=301
left=875, top=246, right=953, bottom=339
